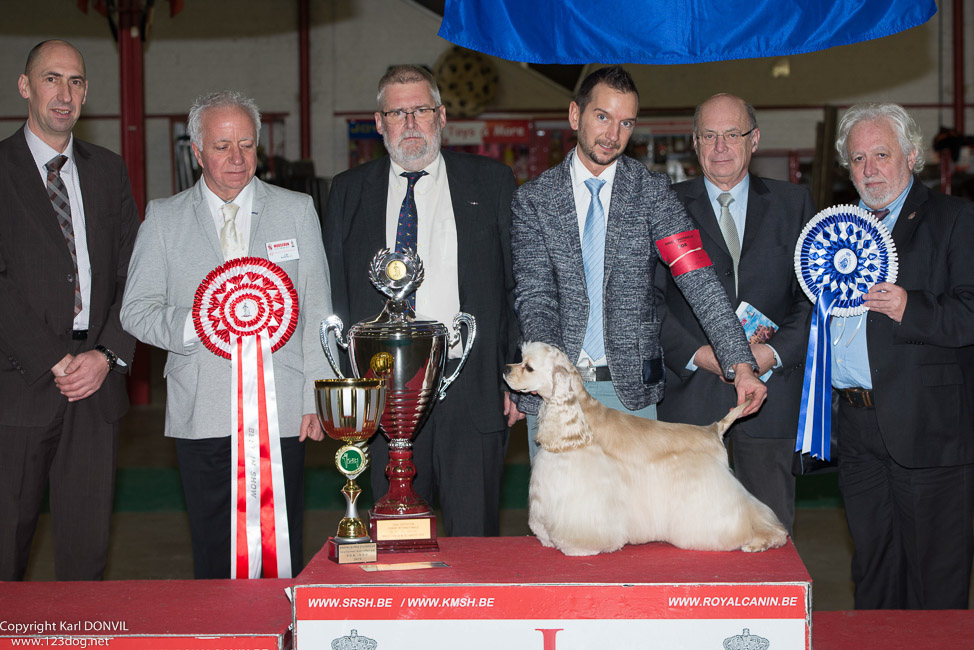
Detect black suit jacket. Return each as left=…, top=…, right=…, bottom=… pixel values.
left=323, top=149, right=518, bottom=432
left=656, top=175, right=815, bottom=437
left=0, top=127, right=139, bottom=427
left=865, top=180, right=974, bottom=467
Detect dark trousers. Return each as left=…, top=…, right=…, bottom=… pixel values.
left=369, top=383, right=508, bottom=537
left=0, top=396, right=119, bottom=581
left=837, top=400, right=974, bottom=609
left=174, top=435, right=306, bottom=579
left=728, top=431, right=796, bottom=534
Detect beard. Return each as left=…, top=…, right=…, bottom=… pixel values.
left=578, top=136, right=623, bottom=168
left=384, top=124, right=442, bottom=170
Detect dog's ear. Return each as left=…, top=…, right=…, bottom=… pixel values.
left=536, top=366, right=594, bottom=453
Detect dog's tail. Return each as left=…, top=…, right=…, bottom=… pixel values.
left=715, top=399, right=752, bottom=439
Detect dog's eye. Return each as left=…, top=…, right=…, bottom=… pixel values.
left=525, top=364, right=534, bottom=372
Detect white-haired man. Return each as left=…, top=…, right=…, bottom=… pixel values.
left=121, top=90, right=334, bottom=578
left=832, top=102, right=974, bottom=609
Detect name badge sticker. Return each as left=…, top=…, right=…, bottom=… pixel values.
left=266, top=239, right=299, bottom=262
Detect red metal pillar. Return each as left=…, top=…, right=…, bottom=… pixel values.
left=299, top=0, right=311, bottom=160
left=118, top=0, right=151, bottom=405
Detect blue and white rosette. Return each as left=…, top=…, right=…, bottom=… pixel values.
left=794, top=205, right=898, bottom=460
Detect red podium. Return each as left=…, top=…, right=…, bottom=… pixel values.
left=292, top=536, right=812, bottom=649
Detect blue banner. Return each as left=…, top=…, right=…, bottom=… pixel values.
left=439, top=0, right=936, bottom=65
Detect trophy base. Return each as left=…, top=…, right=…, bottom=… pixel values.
left=368, top=510, right=439, bottom=553
left=326, top=537, right=378, bottom=564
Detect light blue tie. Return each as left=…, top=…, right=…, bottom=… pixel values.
left=582, top=177, right=606, bottom=361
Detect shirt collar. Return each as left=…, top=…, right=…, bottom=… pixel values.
left=200, top=175, right=255, bottom=212
left=860, top=176, right=913, bottom=229
left=24, top=121, right=75, bottom=174
left=703, top=174, right=749, bottom=206
left=569, top=147, right=617, bottom=190
left=390, top=152, right=444, bottom=195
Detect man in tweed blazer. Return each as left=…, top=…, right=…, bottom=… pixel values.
left=512, top=67, right=765, bottom=454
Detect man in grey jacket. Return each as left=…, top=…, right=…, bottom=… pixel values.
left=121, top=91, right=334, bottom=578
left=511, top=66, right=765, bottom=457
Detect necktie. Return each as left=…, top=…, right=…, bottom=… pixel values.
left=717, top=192, right=741, bottom=298
left=220, top=202, right=245, bottom=260
left=581, top=177, right=606, bottom=361
left=46, top=155, right=82, bottom=316
left=870, top=208, right=890, bottom=221
left=395, top=170, right=427, bottom=309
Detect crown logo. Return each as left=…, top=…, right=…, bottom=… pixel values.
left=723, top=628, right=770, bottom=650
left=331, top=629, right=377, bottom=650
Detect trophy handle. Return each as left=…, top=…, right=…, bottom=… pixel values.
left=319, top=315, right=348, bottom=379
left=437, top=312, right=477, bottom=400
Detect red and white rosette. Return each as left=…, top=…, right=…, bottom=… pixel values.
left=193, top=257, right=299, bottom=579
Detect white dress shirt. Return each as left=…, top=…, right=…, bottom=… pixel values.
left=385, top=154, right=463, bottom=358
left=570, top=148, right=617, bottom=367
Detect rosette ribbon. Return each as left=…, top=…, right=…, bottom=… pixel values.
left=793, top=205, right=898, bottom=461
left=193, top=257, right=299, bottom=579
left=796, top=290, right=838, bottom=460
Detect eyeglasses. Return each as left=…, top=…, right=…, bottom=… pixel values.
left=696, top=128, right=755, bottom=146
left=380, top=106, right=440, bottom=123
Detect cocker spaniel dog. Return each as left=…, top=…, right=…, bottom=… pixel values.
left=505, top=341, right=787, bottom=556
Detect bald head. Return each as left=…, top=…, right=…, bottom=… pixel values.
left=692, top=93, right=760, bottom=191
left=25, top=40, right=86, bottom=78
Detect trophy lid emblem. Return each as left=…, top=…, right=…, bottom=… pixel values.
left=369, top=248, right=424, bottom=307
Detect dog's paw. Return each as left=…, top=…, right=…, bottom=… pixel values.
left=740, top=531, right=788, bottom=553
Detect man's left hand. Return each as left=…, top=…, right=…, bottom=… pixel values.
left=503, top=391, right=525, bottom=427
left=300, top=413, right=324, bottom=442
left=732, top=363, right=767, bottom=417
left=864, top=282, right=907, bottom=323
left=54, top=350, right=111, bottom=401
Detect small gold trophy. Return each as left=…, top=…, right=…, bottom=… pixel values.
left=315, top=377, right=386, bottom=564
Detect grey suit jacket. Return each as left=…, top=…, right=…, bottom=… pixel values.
left=0, top=127, right=138, bottom=427
left=512, top=153, right=754, bottom=414
left=120, top=178, right=335, bottom=439
left=657, top=175, right=814, bottom=437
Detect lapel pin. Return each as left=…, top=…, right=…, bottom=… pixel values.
left=907, top=212, right=915, bottom=220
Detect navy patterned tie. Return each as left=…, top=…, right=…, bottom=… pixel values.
left=46, top=155, right=82, bottom=316
left=395, top=170, right=427, bottom=309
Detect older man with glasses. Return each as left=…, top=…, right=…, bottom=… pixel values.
left=322, top=65, right=520, bottom=537
left=656, top=93, right=816, bottom=534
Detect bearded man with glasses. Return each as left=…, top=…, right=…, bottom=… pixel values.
left=656, top=93, right=816, bottom=534
left=323, top=64, right=520, bottom=537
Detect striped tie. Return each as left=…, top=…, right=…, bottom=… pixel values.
left=581, top=177, right=606, bottom=361
left=45, top=155, right=82, bottom=316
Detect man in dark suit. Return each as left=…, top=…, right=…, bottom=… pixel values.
left=830, top=102, right=974, bottom=609
left=0, top=40, right=139, bottom=580
left=323, top=65, right=519, bottom=536
left=657, top=94, right=814, bottom=532
left=511, top=68, right=766, bottom=460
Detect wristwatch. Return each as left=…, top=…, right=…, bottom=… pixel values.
left=95, top=345, right=118, bottom=372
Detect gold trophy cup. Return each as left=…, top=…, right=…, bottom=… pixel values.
left=314, top=377, right=386, bottom=564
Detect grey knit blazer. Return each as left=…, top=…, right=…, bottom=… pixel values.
left=511, top=153, right=754, bottom=414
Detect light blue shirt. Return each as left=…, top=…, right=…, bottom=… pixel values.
left=703, top=175, right=749, bottom=249
left=830, top=176, right=913, bottom=389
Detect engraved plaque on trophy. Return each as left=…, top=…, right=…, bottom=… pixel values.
left=314, top=377, right=386, bottom=564
left=320, top=249, right=476, bottom=552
